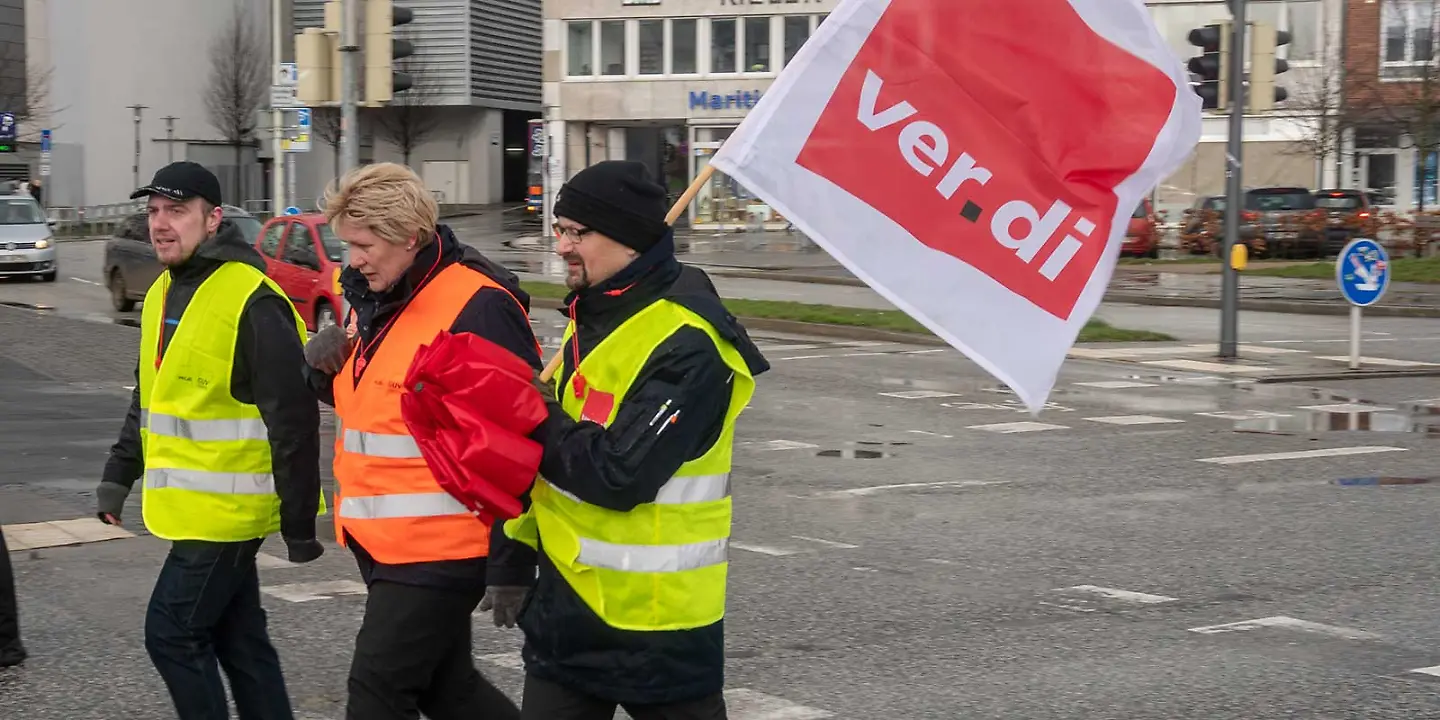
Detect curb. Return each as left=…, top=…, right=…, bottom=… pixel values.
left=702, top=268, right=1440, bottom=319
left=1252, top=368, right=1440, bottom=383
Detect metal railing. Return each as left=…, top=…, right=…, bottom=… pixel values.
left=48, top=201, right=147, bottom=237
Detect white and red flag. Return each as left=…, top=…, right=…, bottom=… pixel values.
left=710, top=0, right=1201, bottom=412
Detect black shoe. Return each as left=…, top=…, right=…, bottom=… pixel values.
left=0, top=644, right=26, bottom=668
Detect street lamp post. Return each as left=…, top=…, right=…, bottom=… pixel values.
left=127, top=104, right=148, bottom=190
left=162, top=116, right=177, bottom=164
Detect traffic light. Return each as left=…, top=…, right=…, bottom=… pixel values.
left=364, top=0, right=415, bottom=105
left=1249, top=21, right=1291, bottom=113
left=294, top=1, right=342, bottom=106
left=1187, top=22, right=1230, bottom=111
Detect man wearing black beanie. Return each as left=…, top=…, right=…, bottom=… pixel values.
left=482, top=160, right=770, bottom=719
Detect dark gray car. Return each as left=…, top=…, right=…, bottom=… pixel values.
left=103, top=205, right=263, bottom=311
left=1240, top=187, right=1323, bottom=258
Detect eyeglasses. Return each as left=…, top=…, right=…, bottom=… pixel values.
left=552, top=223, right=595, bottom=242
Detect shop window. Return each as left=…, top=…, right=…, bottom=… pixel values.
left=566, top=21, right=593, bottom=76
left=783, top=16, right=810, bottom=66
left=639, top=20, right=664, bottom=75
left=1286, top=1, right=1319, bottom=62
left=744, top=17, right=771, bottom=72
left=672, top=19, right=698, bottom=74
left=600, top=20, right=626, bottom=76
left=712, top=18, right=737, bottom=73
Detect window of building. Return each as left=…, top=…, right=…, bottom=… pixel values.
left=566, top=21, right=593, bottom=76
left=1383, top=0, right=1436, bottom=78
left=639, top=20, right=664, bottom=75
left=600, top=20, right=626, bottom=75
left=784, top=16, right=810, bottom=66
left=1148, top=1, right=1322, bottom=67
left=672, top=19, right=697, bottom=74
left=744, top=17, right=771, bottom=72
left=712, top=18, right=737, bottom=73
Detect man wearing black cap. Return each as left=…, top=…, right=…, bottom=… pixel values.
left=484, top=160, right=770, bottom=719
left=96, top=161, right=324, bottom=719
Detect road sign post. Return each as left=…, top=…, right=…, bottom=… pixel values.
left=1335, top=238, right=1390, bottom=370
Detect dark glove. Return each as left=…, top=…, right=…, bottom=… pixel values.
left=96, top=481, right=131, bottom=526
left=533, top=370, right=556, bottom=400
left=479, top=585, right=529, bottom=628
left=304, top=325, right=353, bottom=375
left=284, top=537, right=324, bottom=564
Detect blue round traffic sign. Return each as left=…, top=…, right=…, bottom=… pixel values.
left=283, top=206, right=302, bottom=216
left=1336, top=238, right=1390, bottom=307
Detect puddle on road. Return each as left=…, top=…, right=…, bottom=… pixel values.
left=816, top=449, right=890, bottom=459
left=1234, top=407, right=1440, bottom=437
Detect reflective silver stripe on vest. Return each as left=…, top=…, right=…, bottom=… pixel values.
left=342, top=428, right=423, bottom=459
left=339, top=492, right=471, bottom=520
left=577, top=537, right=728, bottom=573
left=142, top=411, right=268, bottom=443
left=653, top=474, right=730, bottom=504
left=146, top=468, right=276, bottom=495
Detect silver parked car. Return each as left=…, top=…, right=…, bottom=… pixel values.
left=0, top=192, right=57, bottom=281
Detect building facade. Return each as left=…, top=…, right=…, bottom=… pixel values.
left=1340, top=0, right=1440, bottom=213
left=542, top=0, right=1344, bottom=229
left=289, top=0, right=541, bottom=207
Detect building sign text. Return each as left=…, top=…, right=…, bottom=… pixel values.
left=690, top=90, right=764, bottom=111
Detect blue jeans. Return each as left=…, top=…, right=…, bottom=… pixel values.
left=145, top=538, right=294, bottom=720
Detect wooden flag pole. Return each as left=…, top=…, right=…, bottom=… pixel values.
left=538, top=163, right=718, bottom=383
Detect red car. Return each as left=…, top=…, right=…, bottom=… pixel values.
left=254, top=213, right=345, bottom=332
left=1122, top=197, right=1159, bottom=258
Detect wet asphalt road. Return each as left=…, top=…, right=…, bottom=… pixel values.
left=4, top=232, right=1440, bottom=717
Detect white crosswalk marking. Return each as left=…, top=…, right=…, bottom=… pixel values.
left=1084, top=415, right=1184, bottom=426
left=1, top=517, right=134, bottom=550
left=879, top=389, right=961, bottom=399
left=260, top=580, right=368, bottom=603
left=1196, top=446, right=1407, bottom=465
left=1299, top=403, right=1395, bottom=413
left=967, top=421, right=1068, bottom=433
left=1072, top=380, right=1157, bottom=389
left=1194, top=410, right=1292, bottom=421
left=1188, top=616, right=1379, bottom=641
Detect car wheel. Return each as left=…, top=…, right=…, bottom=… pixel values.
left=315, top=302, right=337, bottom=332
left=108, top=270, right=135, bottom=312
left=38, top=271, right=56, bottom=283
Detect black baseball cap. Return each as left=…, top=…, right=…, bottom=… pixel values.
left=130, top=161, right=223, bottom=207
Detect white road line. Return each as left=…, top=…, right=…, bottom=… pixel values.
left=879, top=389, right=961, bottom=399
left=1188, top=615, right=1379, bottom=641
left=906, top=429, right=953, bottom=438
left=731, top=542, right=800, bottom=557
left=477, top=651, right=525, bottom=670
left=1319, top=357, right=1440, bottom=368
left=902, top=349, right=946, bottom=354
left=1039, top=601, right=1098, bottom=613
left=1140, top=359, right=1272, bottom=374
left=775, top=354, right=833, bottom=361
left=256, top=552, right=301, bottom=569
left=923, top=558, right=955, bottom=565
left=724, top=689, right=834, bottom=719
left=791, top=535, right=858, bottom=549
left=757, top=344, right=820, bottom=352
left=818, top=480, right=1009, bottom=498
left=838, top=352, right=891, bottom=358
left=1194, top=410, right=1293, bottom=421
left=1196, top=446, right=1407, bottom=465
left=1061, top=585, right=1177, bottom=604
left=260, top=580, right=368, bottom=603
left=831, top=340, right=890, bottom=347
left=1073, top=380, right=1157, bottom=389
left=1409, top=666, right=1440, bottom=678
left=1084, top=415, right=1184, bottom=426
left=68, top=276, right=102, bottom=286
left=967, top=421, right=1069, bottom=433
left=1299, top=403, right=1396, bottom=413
left=743, top=440, right=819, bottom=452
left=1, top=518, right=134, bottom=551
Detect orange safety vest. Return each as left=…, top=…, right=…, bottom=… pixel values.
left=332, top=262, right=533, bottom=564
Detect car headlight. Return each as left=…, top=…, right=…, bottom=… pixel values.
left=35, top=238, right=50, bottom=249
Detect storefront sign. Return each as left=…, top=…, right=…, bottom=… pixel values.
left=690, top=90, right=764, bottom=111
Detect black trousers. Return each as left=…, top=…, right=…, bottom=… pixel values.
left=346, top=580, right=519, bottom=720
left=0, top=527, right=23, bottom=665
left=145, top=539, right=293, bottom=720
left=519, top=674, right=728, bottom=720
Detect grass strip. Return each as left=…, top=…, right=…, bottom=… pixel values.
left=1247, top=255, right=1440, bottom=283
left=519, top=281, right=1174, bottom=343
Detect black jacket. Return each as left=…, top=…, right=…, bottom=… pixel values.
left=518, top=233, right=770, bottom=705
left=303, top=225, right=543, bottom=592
left=98, top=220, right=323, bottom=552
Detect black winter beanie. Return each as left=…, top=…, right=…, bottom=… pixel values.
left=553, top=161, right=670, bottom=253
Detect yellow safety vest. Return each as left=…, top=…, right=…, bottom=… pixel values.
left=138, top=261, right=320, bottom=542
left=506, top=299, right=756, bottom=632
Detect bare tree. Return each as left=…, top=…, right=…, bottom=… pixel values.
left=311, top=107, right=343, bottom=184
left=371, top=48, right=445, bottom=167
left=204, top=1, right=268, bottom=205
left=1282, top=44, right=1351, bottom=187
left=0, top=42, right=60, bottom=141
